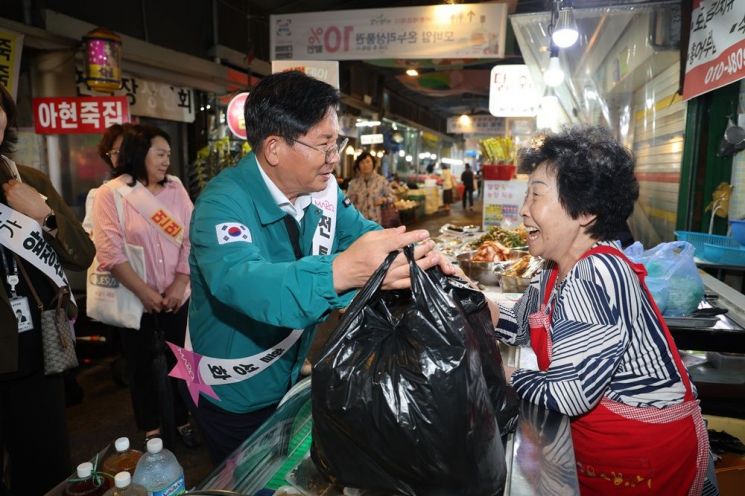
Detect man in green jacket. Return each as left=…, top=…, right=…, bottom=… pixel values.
left=182, top=71, right=451, bottom=463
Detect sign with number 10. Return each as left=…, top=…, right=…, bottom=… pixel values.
left=271, top=3, right=507, bottom=61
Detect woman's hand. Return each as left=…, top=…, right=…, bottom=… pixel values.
left=2, top=180, right=52, bottom=224
left=162, top=274, right=188, bottom=312
left=137, top=286, right=164, bottom=313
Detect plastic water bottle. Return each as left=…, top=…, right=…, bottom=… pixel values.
left=103, top=437, right=143, bottom=477
left=103, top=472, right=147, bottom=496
left=132, top=438, right=185, bottom=496
left=64, top=462, right=108, bottom=496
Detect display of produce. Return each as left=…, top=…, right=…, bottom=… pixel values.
left=393, top=199, right=418, bottom=210
left=472, top=240, right=514, bottom=262
left=503, top=255, right=542, bottom=279
left=471, top=226, right=528, bottom=250
left=440, top=223, right=480, bottom=234
left=500, top=255, right=543, bottom=293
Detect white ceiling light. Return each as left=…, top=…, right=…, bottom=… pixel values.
left=537, top=87, right=561, bottom=131
left=398, top=150, right=406, bottom=157
left=406, top=68, right=419, bottom=77
left=457, top=113, right=472, bottom=125
left=552, top=8, right=579, bottom=48
left=543, top=46, right=564, bottom=87
left=355, top=120, right=381, bottom=127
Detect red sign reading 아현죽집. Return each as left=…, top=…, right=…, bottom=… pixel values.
left=32, top=96, right=130, bottom=134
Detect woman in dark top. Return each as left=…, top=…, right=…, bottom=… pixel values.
left=0, top=84, right=95, bottom=495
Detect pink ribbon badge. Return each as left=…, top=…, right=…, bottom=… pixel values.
left=167, top=341, right=220, bottom=405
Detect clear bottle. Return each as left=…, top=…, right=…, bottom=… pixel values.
left=103, top=471, right=147, bottom=496
left=132, top=438, right=185, bottom=496
left=102, top=437, right=143, bottom=477
left=64, top=462, right=108, bottom=496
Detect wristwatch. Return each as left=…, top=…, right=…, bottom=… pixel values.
left=42, top=211, right=58, bottom=232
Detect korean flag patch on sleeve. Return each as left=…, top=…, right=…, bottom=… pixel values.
left=216, top=222, right=252, bottom=244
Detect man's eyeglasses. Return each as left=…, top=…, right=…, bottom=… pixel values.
left=287, top=137, right=349, bottom=163
left=105, top=149, right=120, bottom=158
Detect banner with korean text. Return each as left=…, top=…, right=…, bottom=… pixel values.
left=489, top=65, right=539, bottom=117
left=0, top=29, right=24, bottom=100
left=447, top=115, right=505, bottom=135
left=271, top=3, right=507, bottom=61
left=33, top=96, right=130, bottom=134
left=683, top=0, right=745, bottom=100
left=76, top=69, right=195, bottom=123
left=482, top=179, right=528, bottom=228
left=272, top=60, right=340, bottom=88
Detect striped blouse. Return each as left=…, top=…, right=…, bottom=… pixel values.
left=495, top=241, right=690, bottom=417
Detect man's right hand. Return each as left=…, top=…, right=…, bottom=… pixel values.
left=332, top=226, right=446, bottom=292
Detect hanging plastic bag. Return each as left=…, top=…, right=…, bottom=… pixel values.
left=311, top=246, right=519, bottom=495
left=624, top=241, right=704, bottom=316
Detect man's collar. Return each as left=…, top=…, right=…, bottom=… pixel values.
left=242, top=153, right=286, bottom=225
left=256, top=162, right=311, bottom=221
left=245, top=153, right=312, bottom=224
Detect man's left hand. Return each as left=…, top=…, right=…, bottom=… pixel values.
left=2, top=180, right=52, bottom=224
left=382, top=243, right=458, bottom=290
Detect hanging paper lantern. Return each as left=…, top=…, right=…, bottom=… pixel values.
left=84, top=27, right=122, bottom=92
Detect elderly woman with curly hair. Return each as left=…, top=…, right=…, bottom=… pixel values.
left=488, top=127, right=717, bottom=495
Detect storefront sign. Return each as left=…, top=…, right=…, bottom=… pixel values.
left=0, top=29, right=24, bottom=100
left=482, top=179, right=527, bottom=228
left=271, top=3, right=507, bottom=61
left=76, top=69, right=195, bottom=123
left=489, top=65, right=539, bottom=117
left=447, top=115, right=505, bottom=135
left=360, top=133, right=384, bottom=145
left=683, top=0, right=745, bottom=100
left=32, top=96, right=130, bottom=134
left=227, top=92, right=249, bottom=140
left=271, top=60, right=340, bottom=88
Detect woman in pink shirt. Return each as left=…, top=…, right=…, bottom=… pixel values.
left=92, top=124, right=198, bottom=448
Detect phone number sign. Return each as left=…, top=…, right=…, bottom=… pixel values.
left=271, top=3, right=507, bottom=61
left=683, top=0, right=745, bottom=100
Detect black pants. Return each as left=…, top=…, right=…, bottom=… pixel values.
left=178, top=381, right=276, bottom=466
left=462, top=187, right=474, bottom=208
left=120, top=303, right=189, bottom=432
left=0, top=371, right=71, bottom=495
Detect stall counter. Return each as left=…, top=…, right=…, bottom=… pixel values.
left=193, top=346, right=579, bottom=495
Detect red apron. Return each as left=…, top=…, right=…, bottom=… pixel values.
left=528, top=245, right=709, bottom=495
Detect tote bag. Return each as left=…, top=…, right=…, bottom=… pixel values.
left=86, top=184, right=147, bottom=330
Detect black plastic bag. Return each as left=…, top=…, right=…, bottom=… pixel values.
left=311, top=246, right=519, bottom=495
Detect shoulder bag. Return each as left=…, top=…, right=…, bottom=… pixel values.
left=17, top=257, right=79, bottom=375
left=86, top=182, right=146, bottom=330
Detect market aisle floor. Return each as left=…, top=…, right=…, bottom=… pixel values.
left=65, top=197, right=485, bottom=489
